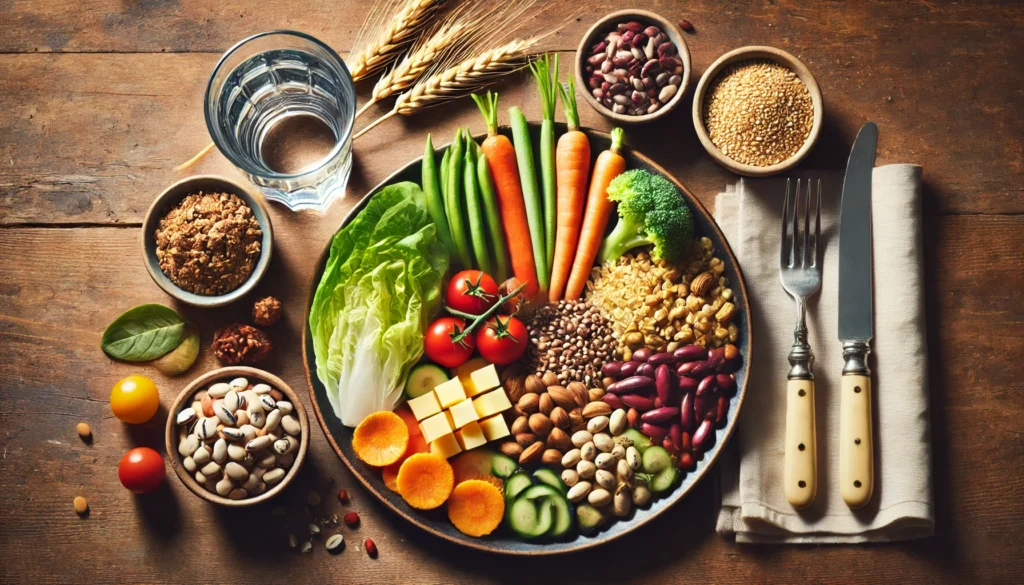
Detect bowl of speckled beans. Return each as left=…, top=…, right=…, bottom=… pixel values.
left=692, top=46, right=823, bottom=177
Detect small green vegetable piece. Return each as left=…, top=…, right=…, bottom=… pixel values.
left=598, top=169, right=695, bottom=264
left=463, top=146, right=493, bottom=275
left=530, top=53, right=559, bottom=271
left=477, top=154, right=510, bottom=282
left=422, top=134, right=456, bottom=257
left=101, top=304, right=186, bottom=362
left=445, top=129, right=474, bottom=269
left=508, top=106, right=549, bottom=293
left=151, top=323, right=200, bottom=376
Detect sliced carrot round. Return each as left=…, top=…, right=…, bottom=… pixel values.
left=352, top=411, right=409, bottom=467
left=396, top=453, right=454, bottom=510
left=383, top=434, right=429, bottom=493
left=395, top=406, right=422, bottom=437
left=448, top=480, right=505, bottom=537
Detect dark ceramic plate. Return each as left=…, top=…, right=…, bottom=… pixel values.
left=303, top=125, right=751, bottom=555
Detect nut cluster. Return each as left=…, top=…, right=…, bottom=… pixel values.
left=587, top=239, right=738, bottom=359
left=525, top=300, right=616, bottom=386
left=212, top=323, right=272, bottom=365
left=253, top=296, right=283, bottom=327
left=702, top=59, right=814, bottom=167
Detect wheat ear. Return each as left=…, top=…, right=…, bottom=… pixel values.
left=348, top=0, right=443, bottom=82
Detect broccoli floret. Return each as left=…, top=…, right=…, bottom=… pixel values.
left=598, top=169, right=694, bottom=263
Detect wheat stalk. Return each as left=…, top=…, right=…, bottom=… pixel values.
left=353, top=38, right=539, bottom=140
left=348, top=0, right=443, bottom=82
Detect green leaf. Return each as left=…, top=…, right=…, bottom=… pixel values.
left=151, top=323, right=200, bottom=376
left=101, top=304, right=186, bottom=362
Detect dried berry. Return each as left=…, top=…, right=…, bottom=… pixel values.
left=211, top=323, right=272, bottom=365
left=678, top=19, right=694, bottom=33
left=364, top=537, right=378, bottom=557
left=337, top=489, right=350, bottom=504
left=344, top=512, right=360, bottom=526
left=253, top=296, right=283, bottom=326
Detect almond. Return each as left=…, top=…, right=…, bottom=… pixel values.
left=528, top=413, right=553, bottom=438
left=517, top=393, right=539, bottom=414
left=519, top=441, right=544, bottom=465
left=567, top=382, right=589, bottom=408
left=505, top=375, right=528, bottom=403
left=582, top=401, right=613, bottom=419
left=542, top=372, right=560, bottom=386
left=541, top=448, right=563, bottom=466
left=525, top=374, right=546, bottom=395
left=500, top=441, right=524, bottom=459
left=589, top=387, right=606, bottom=402
left=510, top=415, right=529, bottom=436
left=538, top=392, right=555, bottom=415
left=546, top=386, right=577, bottom=410
left=547, top=427, right=573, bottom=452
left=549, top=406, right=569, bottom=430
left=569, top=408, right=586, bottom=432
left=516, top=432, right=538, bottom=447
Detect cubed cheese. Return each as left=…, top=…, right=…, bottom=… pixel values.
left=478, top=414, right=511, bottom=442
left=472, top=388, right=513, bottom=419
left=456, top=421, right=487, bottom=451
left=434, top=377, right=466, bottom=409
left=430, top=433, right=462, bottom=459
left=444, top=409, right=455, bottom=430
left=469, top=364, right=501, bottom=396
left=419, top=411, right=453, bottom=443
left=455, top=357, right=489, bottom=397
left=407, top=391, right=441, bottom=421
left=449, top=399, right=479, bottom=429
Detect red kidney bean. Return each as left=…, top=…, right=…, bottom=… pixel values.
left=642, top=423, right=668, bottom=442
left=716, top=395, right=730, bottom=426
left=692, top=419, right=715, bottom=451
left=607, top=375, right=654, bottom=394
left=717, top=373, right=736, bottom=395
left=647, top=352, right=676, bottom=366
left=679, top=392, right=695, bottom=432
left=641, top=406, right=679, bottom=424
left=681, top=431, right=692, bottom=452
left=626, top=408, right=640, bottom=428
left=655, top=364, right=676, bottom=404
left=631, top=33, right=648, bottom=49
left=693, top=394, right=708, bottom=421
left=591, top=41, right=607, bottom=55
left=686, top=361, right=714, bottom=378
left=601, top=361, right=623, bottom=378
left=625, top=21, right=644, bottom=33
left=587, top=53, right=606, bottom=67
left=718, top=358, right=741, bottom=374
left=697, top=375, right=717, bottom=396
left=619, top=361, right=639, bottom=378
left=678, top=451, right=695, bottom=470
left=676, top=361, right=698, bottom=376
left=631, top=347, right=652, bottom=362
left=621, top=394, right=655, bottom=411
left=673, top=345, right=708, bottom=363
left=707, top=347, right=724, bottom=369
left=620, top=30, right=635, bottom=44
left=669, top=423, right=683, bottom=451
left=662, top=436, right=676, bottom=454
left=602, top=393, right=624, bottom=409
left=636, top=363, right=655, bottom=378
left=677, top=375, right=698, bottom=393
left=653, top=396, right=663, bottom=409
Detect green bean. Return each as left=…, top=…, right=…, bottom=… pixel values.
left=463, top=147, right=493, bottom=276
left=422, top=134, right=456, bottom=257
left=477, top=153, right=510, bottom=282
left=508, top=106, right=549, bottom=293
left=444, top=129, right=473, bottom=269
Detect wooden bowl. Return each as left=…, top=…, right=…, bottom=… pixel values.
left=691, top=46, right=823, bottom=177
left=142, top=175, right=274, bottom=308
left=574, top=10, right=692, bottom=125
left=165, top=366, right=309, bottom=507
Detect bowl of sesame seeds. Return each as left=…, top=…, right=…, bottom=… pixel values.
left=692, top=46, right=823, bottom=177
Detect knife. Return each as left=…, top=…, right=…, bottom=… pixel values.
left=838, top=122, right=878, bottom=509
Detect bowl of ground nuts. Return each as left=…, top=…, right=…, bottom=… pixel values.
left=575, top=10, right=692, bottom=124
left=692, top=46, right=823, bottom=176
left=166, top=366, right=309, bottom=506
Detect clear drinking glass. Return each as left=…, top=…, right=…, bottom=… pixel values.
left=205, top=31, right=354, bottom=213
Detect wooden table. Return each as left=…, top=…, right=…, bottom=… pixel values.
left=1, top=1, right=1021, bottom=583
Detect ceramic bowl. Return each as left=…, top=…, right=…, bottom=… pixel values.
left=165, top=366, right=309, bottom=507
left=142, top=175, right=273, bottom=307
left=692, top=46, right=824, bottom=177
left=574, top=9, right=692, bottom=125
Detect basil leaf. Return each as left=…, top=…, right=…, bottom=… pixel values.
left=101, top=304, right=186, bottom=362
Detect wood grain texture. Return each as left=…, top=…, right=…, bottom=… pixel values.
left=0, top=0, right=1023, bottom=583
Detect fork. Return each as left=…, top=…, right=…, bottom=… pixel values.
left=780, top=178, right=822, bottom=509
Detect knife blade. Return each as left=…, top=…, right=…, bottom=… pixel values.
left=838, top=121, right=877, bottom=509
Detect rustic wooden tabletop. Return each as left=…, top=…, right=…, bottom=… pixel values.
left=1, top=1, right=1021, bottom=583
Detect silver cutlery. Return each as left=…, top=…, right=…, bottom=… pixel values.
left=838, top=122, right=878, bottom=509
left=780, top=178, right=822, bottom=509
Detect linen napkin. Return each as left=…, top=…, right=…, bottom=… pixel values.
left=714, top=164, right=934, bottom=543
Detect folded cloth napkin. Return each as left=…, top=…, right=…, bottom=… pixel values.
left=714, top=164, right=934, bottom=543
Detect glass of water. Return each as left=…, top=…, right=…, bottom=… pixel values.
left=205, top=31, right=354, bottom=213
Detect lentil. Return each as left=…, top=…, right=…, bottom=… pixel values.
left=702, top=59, right=814, bottom=167
left=76, top=422, right=91, bottom=440
left=73, top=496, right=88, bottom=515
left=525, top=300, right=615, bottom=386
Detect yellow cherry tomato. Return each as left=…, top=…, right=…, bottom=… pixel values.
left=110, top=375, right=160, bottom=424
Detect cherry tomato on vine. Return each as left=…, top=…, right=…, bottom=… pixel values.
left=110, top=375, right=160, bottom=424
left=445, top=270, right=499, bottom=315
left=424, top=317, right=476, bottom=368
left=118, top=447, right=165, bottom=494
left=476, top=315, right=528, bottom=365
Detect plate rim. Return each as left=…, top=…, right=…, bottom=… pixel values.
left=301, top=126, right=753, bottom=556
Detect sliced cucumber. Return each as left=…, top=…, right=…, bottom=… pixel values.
left=641, top=445, right=672, bottom=474
left=576, top=504, right=606, bottom=535
left=491, top=452, right=518, bottom=479
left=405, top=363, right=448, bottom=398
left=649, top=466, right=679, bottom=494
left=517, top=485, right=572, bottom=538
left=617, top=428, right=652, bottom=452
left=531, top=468, right=566, bottom=494
left=507, top=492, right=554, bottom=538
left=504, top=472, right=533, bottom=500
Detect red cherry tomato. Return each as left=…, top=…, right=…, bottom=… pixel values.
left=118, top=447, right=166, bottom=494
left=445, top=270, right=499, bottom=316
left=498, top=277, right=526, bottom=314
left=424, top=317, right=476, bottom=368
left=476, top=315, right=528, bottom=365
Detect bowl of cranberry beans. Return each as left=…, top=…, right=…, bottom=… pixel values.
left=575, top=10, right=692, bottom=125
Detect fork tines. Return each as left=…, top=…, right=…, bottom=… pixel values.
left=781, top=178, right=822, bottom=269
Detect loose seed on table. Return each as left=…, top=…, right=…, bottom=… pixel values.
left=364, top=538, right=378, bottom=558
left=344, top=512, right=360, bottom=526
left=309, top=522, right=321, bottom=535
left=300, top=541, right=313, bottom=554
left=337, top=489, right=350, bottom=503
left=73, top=496, right=88, bottom=515
left=326, top=534, right=344, bottom=551
left=76, top=422, right=92, bottom=440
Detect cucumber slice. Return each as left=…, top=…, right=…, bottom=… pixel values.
left=504, top=472, right=533, bottom=500
left=405, top=363, right=448, bottom=398
left=490, top=452, right=518, bottom=479
left=576, top=504, right=606, bottom=535
left=507, top=492, right=554, bottom=538
left=517, top=485, right=572, bottom=538
left=531, top=468, right=566, bottom=494
left=641, top=445, right=672, bottom=474
left=649, top=466, right=679, bottom=494
left=618, top=428, right=652, bottom=452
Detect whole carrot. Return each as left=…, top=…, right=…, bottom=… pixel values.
left=564, top=127, right=626, bottom=300
left=470, top=91, right=539, bottom=299
left=548, top=78, right=591, bottom=302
